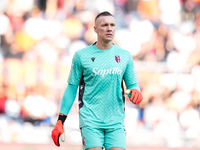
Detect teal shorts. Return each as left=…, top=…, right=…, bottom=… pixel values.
left=80, top=126, right=126, bottom=150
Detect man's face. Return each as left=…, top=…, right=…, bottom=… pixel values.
left=94, top=15, right=115, bottom=43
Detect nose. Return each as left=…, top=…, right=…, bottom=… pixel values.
left=107, top=25, right=112, bottom=31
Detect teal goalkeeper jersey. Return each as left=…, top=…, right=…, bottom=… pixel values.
left=67, top=43, right=139, bottom=128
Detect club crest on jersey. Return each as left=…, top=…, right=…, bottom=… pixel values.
left=115, top=55, right=121, bottom=63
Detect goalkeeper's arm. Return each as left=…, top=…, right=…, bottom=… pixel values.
left=51, top=84, right=78, bottom=147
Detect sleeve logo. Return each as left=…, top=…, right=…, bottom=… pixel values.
left=70, top=64, right=73, bottom=72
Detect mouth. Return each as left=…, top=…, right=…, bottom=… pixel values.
left=106, top=34, right=113, bottom=37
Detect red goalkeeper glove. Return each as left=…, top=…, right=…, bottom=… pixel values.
left=51, top=120, right=65, bottom=147
left=125, top=89, right=143, bottom=104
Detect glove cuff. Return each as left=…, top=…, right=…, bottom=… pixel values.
left=58, top=113, right=67, bottom=125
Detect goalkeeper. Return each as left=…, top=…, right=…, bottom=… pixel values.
left=51, top=11, right=143, bottom=150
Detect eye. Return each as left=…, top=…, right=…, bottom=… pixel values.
left=102, top=24, right=108, bottom=26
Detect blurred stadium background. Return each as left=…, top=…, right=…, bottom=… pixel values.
left=0, top=0, right=200, bottom=150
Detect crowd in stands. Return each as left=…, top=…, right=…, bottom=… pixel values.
left=0, top=0, right=200, bottom=148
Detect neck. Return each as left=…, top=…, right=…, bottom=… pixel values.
left=95, top=40, right=113, bottom=50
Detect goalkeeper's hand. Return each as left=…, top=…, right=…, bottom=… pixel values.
left=125, top=89, right=143, bottom=104
left=51, top=120, right=65, bottom=147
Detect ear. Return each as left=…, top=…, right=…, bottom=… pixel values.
left=94, top=26, right=97, bottom=33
